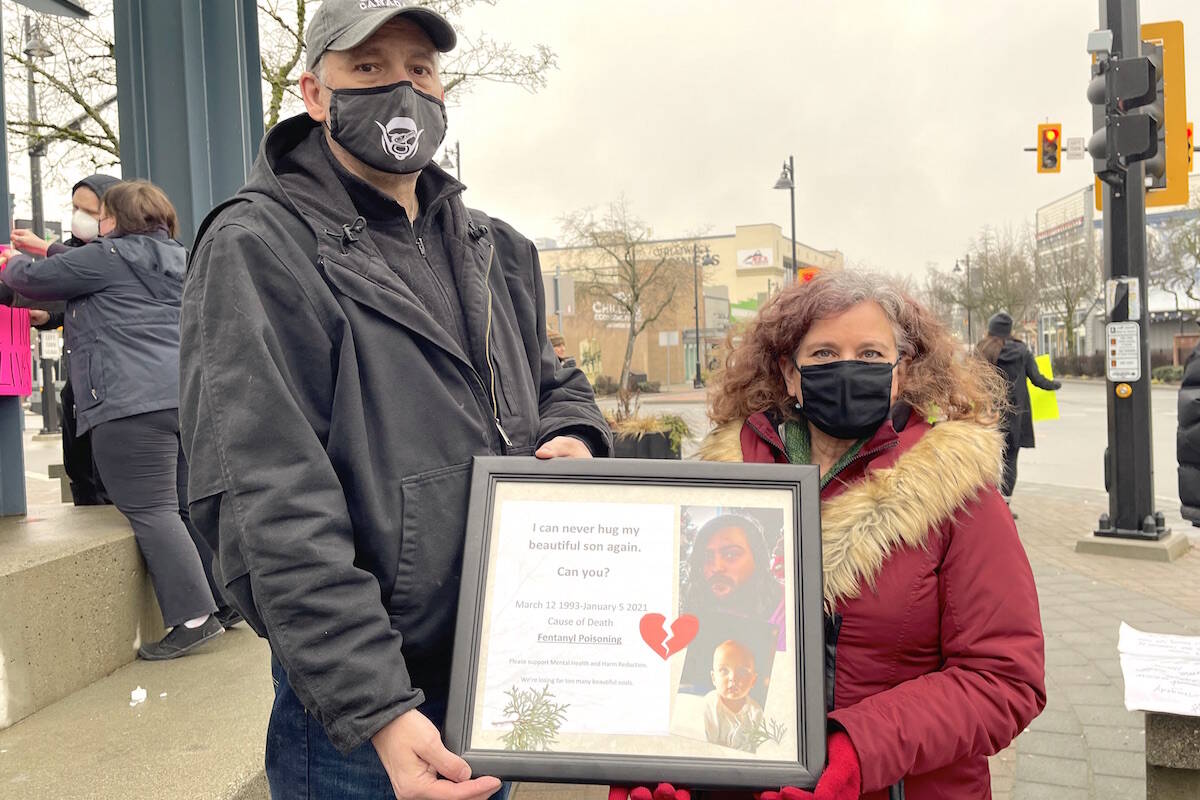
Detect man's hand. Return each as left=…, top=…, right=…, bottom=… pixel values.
left=535, top=436, right=592, bottom=460
left=372, top=709, right=501, bottom=800
left=29, top=309, right=50, bottom=326
left=11, top=228, right=49, bottom=257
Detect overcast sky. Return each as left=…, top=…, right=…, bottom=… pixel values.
left=442, top=0, right=1200, bottom=277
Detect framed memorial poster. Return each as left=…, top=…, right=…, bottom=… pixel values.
left=445, top=457, right=825, bottom=790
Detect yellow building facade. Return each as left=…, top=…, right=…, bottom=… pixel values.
left=539, top=223, right=842, bottom=387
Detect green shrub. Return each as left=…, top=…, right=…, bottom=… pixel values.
left=1152, top=365, right=1184, bottom=383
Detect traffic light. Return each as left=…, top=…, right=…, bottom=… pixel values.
left=1143, top=21, right=1187, bottom=207
left=1038, top=124, right=1062, bottom=173
left=1188, top=121, right=1194, bottom=172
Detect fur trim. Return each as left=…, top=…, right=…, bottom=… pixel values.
left=698, top=420, right=746, bottom=463
left=699, top=419, right=1004, bottom=607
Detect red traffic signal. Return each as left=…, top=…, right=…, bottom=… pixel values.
left=1038, top=123, right=1063, bottom=173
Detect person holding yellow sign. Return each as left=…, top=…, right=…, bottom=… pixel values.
left=976, top=312, right=1061, bottom=506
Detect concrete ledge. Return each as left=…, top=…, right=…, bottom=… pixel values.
left=1074, top=531, right=1193, bottom=562
left=1147, top=712, right=1200, bottom=769
left=0, top=504, right=164, bottom=729
left=0, top=627, right=271, bottom=800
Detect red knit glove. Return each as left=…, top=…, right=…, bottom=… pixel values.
left=757, top=732, right=861, bottom=800
left=609, top=784, right=690, bottom=800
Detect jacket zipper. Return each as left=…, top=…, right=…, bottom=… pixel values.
left=481, top=243, right=513, bottom=448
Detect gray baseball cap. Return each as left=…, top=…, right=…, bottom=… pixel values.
left=305, top=0, right=457, bottom=72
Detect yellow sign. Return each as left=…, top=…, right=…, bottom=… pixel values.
left=1028, top=355, right=1060, bottom=422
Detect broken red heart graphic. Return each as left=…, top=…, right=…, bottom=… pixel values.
left=639, top=613, right=699, bottom=660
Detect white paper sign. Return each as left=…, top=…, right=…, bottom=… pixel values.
left=38, top=330, right=61, bottom=360
left=1105, top=322, right=1141, bottom=382
left=1119, top=622, right=1200, bottom=716
left=1066, top=137, right=1086, bottom=159
left=480, top=500, right=675, bottom=736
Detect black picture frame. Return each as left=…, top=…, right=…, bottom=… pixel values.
left=445, top=456, right=826, bottom=790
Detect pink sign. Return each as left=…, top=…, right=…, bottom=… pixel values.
left=0, top=306, right=32, bottom=396
left=0, top=245, right=33, bottom=396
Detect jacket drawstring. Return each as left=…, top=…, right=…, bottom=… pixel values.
left=323, top=216, right=366, bottom=255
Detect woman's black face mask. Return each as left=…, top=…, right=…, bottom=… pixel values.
left=794, top=359, right=898, bottom=440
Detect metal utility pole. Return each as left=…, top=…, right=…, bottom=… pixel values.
left=1087, top=0, right=1163, bottom=539
left=24, top=16, right=57, bottom=436
left=773, top=157, right=798, bottom=284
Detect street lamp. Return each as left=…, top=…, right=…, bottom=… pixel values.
left=692, top=243, right=716, bottom=389
left=773, top=156, right=797, bottom=284
left=24, top=16, right=58, bottom=436
left=953, top=254, right=973, bottom=345
left=439, top=140, right=460, bottom=180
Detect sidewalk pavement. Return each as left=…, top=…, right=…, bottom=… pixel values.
left=988, top=483, right=1200, bottom=800
left=516, top=483, right=1200, bottom=800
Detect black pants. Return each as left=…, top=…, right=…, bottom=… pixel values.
left=1001, top=424, right=1021, bottom=497
left=91, top=409, right=218, bottom=627
left=60, top=380, right=110, bottom=505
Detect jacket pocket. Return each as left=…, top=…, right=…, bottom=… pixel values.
left=74, top=350, right=104, bottom=411
left=388, top=461, right=473, bottom=647
left=190, top=488, right=267, bottom=637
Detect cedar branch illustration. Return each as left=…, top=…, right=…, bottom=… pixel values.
left=499, top=685, right=569, bottom=751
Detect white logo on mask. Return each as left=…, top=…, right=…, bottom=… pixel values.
left=375, top=117, right=424, bottom=161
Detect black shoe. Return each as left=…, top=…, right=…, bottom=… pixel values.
left=215, top=605, right=244, bottom=630
left=138, top=615, right=224, bottom=660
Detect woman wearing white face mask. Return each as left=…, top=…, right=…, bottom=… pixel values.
left=2, top=174, right=120, bottom=507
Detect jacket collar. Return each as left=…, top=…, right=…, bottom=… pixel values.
left=250, top=115, right=492, bottom=372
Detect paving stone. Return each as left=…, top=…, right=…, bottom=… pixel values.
left=1090, top=747, right=1146, bottom=779
left=1054, top=669, right=1112, bottom=686
left=1045, top=649, right=1091, bottom=667
left=1075, top=704, right=1144, bottom=728
left=1012, top=781, right=1089, bottom=799
left=1090, top=774, right=1145, bottom=800
left=1063, top=685, right=1125, bottom=705
left=1083, top=725, right=1145, bottom=753
left=1015, top=754, right=1089, bottom=787
left=1015, top=730, right=1088, bottom=759
left=1029, top=709, right=1084, bottom=735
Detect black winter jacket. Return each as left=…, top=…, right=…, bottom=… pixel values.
left=990, top=339, right=1057, bottom=449
left=179, top=115, right=611, bottom=753
left=1178, top=342, right=1200, bottom=521
left=2, top=232, right=186, bottom=433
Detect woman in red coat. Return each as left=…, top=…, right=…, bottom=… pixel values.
left=616, top=271, right=1045, bottom=800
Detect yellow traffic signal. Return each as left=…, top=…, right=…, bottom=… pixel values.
left=1038, top=123, right=1062, bottom=173
left=1144, top=21, right=1187, bottom=207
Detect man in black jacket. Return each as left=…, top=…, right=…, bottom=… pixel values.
left=179, top=2, right=610, bottom=798
left=1178, top=338, right=1200, bottom=524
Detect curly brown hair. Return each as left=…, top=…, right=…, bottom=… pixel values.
left=708, top=271, right=1005, bottom=427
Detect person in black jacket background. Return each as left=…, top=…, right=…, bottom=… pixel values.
left=976, top=312, right=1061, bottom=501
left=3, top=173, right=121, bottom=505
left=1, top=180, right=228, bottom=660
left=1177, top=338, right=1200, bottom=524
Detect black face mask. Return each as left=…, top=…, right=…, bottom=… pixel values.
left=325, top=80, right=447, bottom=174
left=795, top=359, right=897, bottom=440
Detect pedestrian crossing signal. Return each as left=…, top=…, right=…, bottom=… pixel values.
left=1038, top=124, right=1062, bottom=173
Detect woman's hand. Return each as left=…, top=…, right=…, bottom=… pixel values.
left=609, top=784, right=689, bottom=800
left=10, top=228, right=49, bottom=257
left=29, top=309, right=50, bottom=326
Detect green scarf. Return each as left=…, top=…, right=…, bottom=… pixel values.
left=783, top=418, right=867, bottom=489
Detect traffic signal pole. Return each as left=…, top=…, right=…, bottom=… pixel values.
left=1093, top=0, right=1164, bottom=539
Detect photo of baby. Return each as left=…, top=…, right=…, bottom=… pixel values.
left=703, top=639, right=765, bottom=752
left=672, top=610, right=780, bottom=754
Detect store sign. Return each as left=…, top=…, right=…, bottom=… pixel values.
left=592, top=298, right=641, bottom=329
left=737, top=248, right=774, bottom=269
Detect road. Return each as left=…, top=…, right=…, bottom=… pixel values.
left=607, top=379, right=1191, bottom=532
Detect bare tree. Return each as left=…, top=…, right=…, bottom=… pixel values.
left=972, top=225, right=1039, bottom=325
left=1157, top=193, right=1200, bottom=303
left=259, top=0, right=558, bottom=128
left=1037, top=236, right=1097, bottom=355
left=559, top=198, right=693, bottom=411
left=916, top=267, right=959, bottom=332
left=2, top=0, right=120, bottom=184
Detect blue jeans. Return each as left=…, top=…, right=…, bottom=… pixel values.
left=266, top=658, right=512, bottom=800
